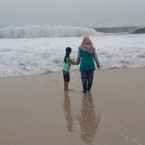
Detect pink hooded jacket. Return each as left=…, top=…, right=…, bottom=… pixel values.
left=79, top=36, right=95, bottom=54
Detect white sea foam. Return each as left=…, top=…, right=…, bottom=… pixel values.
left=0, top=34, right=145, bottom=77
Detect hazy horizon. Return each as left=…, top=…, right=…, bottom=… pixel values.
left=0, top=0, right=145, bottom=28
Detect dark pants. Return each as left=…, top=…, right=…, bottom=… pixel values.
left=81, top=70, right=94, bottom=93
left=63, top=70, right=70, bottom=82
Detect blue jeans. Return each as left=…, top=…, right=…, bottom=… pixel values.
left=81, top=70, right=94, bottom=93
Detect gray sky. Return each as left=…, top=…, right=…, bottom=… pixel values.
left=0, top=0, right=145, bottom=27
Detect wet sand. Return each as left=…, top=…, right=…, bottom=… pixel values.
left=0, top=68, right=145, bottom=145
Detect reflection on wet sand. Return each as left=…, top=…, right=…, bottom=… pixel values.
left=63, top=91, right=100, bottom=144
left=77, top=95, right=101, bottom=144
left=63, top=91, right=74, bottom=132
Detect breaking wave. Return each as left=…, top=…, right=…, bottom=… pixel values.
left=0, top=25, right=100, bottom=38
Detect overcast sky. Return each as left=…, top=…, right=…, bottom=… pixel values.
left=0, top=0, right=145, bottom=27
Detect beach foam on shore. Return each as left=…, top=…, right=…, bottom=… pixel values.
left=0, top=34, right=145, bottom=77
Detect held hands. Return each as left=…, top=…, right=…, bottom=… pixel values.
left=70, top=58, right=78, bottom=65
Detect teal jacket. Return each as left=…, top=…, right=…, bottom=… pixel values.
left=77, top=48, right=100, bottom=71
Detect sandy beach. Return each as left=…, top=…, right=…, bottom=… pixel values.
left=0, top=68, right=145, bottom=145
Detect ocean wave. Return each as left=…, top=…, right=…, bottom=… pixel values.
left=0, top=25, right=100, bottom=38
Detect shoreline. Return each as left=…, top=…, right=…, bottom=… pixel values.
left=0, top=66, right=145, bottom=79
